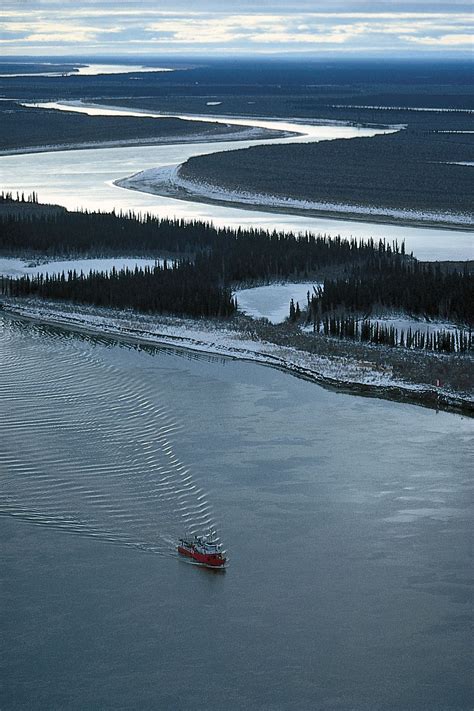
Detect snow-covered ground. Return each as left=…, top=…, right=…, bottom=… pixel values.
left=303, top=314, right=460, bottom=335
left=362, top=314, right=461, bottom=337
left=301, top=313, right=470, bottom=353
left=0, top=298, right=410, bottom=391
left=303, top=313, right=463, bottom=339
left=0, top=257, right=167, bottom=279
left=236, top=282, right=321, bottom=324
left=173, top=171, right=473, bottom=225
left=3, top=299, right=471, bottom=401
left=233, top=283, right=463, bottom=336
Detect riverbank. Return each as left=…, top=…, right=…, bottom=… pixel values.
left=0, top=101, right=285, bottom=156
left=116, top=164, right=473, bottom=232
left=0, top=127, right=280, bottom=157
left=2, top=297, right=472, bottom=416
left=174, top=124, right=473, bottom=226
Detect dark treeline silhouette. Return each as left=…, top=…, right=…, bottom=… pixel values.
left=0, top=190, right=39, bottom=204
left=1, top=200, right=410, bottom=320
left=0, top=201, right=402, bottom=277
left=313, top=258, right=473, bottom=326
left=2, top=262, right=236, bottom=318
left=1, top=199, right=472, bottom=328
left=313, top=314, right=471, bottom=353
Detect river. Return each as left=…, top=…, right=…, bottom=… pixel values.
left=0, top=314, right=472, bottom=710
left=1, top=101, right=472, bottom=261
left=1, top=101, right=473, bottom=709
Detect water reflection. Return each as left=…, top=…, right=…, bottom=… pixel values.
left=2, top=103, right=471, bottom=260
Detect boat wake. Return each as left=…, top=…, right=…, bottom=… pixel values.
left=0, top=317, right=220, bottom=558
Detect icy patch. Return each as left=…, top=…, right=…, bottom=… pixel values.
left=236, top=282, right=321, bottom=324
left=365, top=315, right=462, bottom=336
left=0, top=64, right=174, bottom=78
left=303, top=314, right=463, bottom=339
left=0, top=257, right=167, bottom=279
left=73, top=64, right=175, bottom=76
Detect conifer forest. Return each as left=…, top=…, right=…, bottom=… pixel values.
left=1, top=198, right=472, bottom=352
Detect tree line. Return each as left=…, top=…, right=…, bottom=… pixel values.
left=313, top=258, right=472, bottom=326
left=1, top=191, right=39, bottom=204
left=1, top=198, right=472, bottom=329
left=2, top=262, right=236, bottom=318
left=0, top=202, right=405, bottom=280
left=308, top=314, right=471, bottom=353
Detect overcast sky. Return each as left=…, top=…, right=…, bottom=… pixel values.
left=2, top=0, right=473, bottom=57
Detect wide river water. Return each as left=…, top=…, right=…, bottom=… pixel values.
left=1, top=102, right=472, bottom=261
left=1, top=103, right=473, bottom=709
left=1, top=314, right=472, bottom=710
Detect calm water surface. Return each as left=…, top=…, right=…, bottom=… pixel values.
left=1, top=315, right=472, bottom=710
left=1, top=105, right=472, bottom=260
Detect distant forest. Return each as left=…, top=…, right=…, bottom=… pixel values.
left=0, top=102, right=251, bottom=153
left=1, top=199, right=472, bottom=334
left=2, top=59, right=471, bottom=114
left=179, top=130, right=474, bottom=217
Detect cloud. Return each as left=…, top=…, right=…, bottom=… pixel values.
left=2, top=0, right=473, bottom=9
left=401, top=33, right=474, bottom=45
left=0, top=7, right=472, bottom=55
left=143, top=13, right=473, bottom=42
left=0, top=18, right=122, bottom=45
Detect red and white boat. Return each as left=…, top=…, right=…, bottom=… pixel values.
left=178, top=529, right=227, bottom=568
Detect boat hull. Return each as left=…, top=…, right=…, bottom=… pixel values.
left=177, top=545, right=226, bottom=568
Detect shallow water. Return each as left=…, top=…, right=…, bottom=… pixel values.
left=1, top=314, right=472, bottom=710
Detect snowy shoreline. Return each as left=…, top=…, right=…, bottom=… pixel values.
left=2, top=298, right=472, bottom=416
left=116, top=164, right=473, bottom=231
left=0, top=125, right=280, bottom=157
